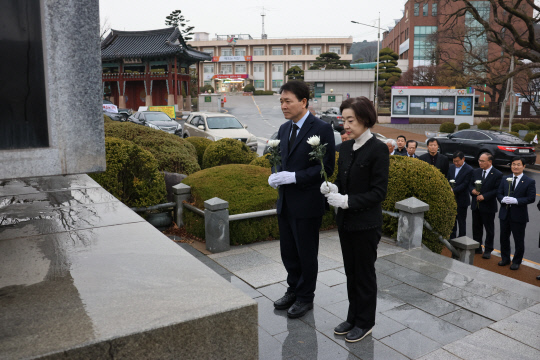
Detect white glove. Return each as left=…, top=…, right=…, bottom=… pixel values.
left=505, top=197, right=518, bottom=205
left=268, top=173, right=279, bottom=189
left=501, top=196, right=509, bottom=204
left=273, top=171, right=296, bottom=185
left=320, top=182, right=338, bottom=195
left=327, top=193, right=349, bottom=209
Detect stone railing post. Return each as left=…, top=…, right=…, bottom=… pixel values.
left=172, top=183, right=191, bottom=227
left=204, top=197, right=230, bottom=253
left=448, top=236, right=479, bottom=265
left=395, top=197, right=430, bottom=250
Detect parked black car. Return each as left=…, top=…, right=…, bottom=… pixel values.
left=437, top=129, right=536, bottom=166
left=103, top=100, right=131, bottom=121
left=128, top=111, right=182, bottom=135
left=319, top=107, right=343, bottom=129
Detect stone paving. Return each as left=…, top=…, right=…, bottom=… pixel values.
left=177, top=229, right=540, bottom=360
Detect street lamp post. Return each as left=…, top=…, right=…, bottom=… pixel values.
left=351, top=13, right=381, bottom=111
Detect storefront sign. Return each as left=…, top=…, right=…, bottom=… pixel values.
left=212, top=56, right=252, bottom=62
left=148, top=106, right=175, bottom=119
left=212, top=74, right=249, bottom=79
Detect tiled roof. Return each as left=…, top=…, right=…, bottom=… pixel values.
left=101, top=27, right=211, bottom=61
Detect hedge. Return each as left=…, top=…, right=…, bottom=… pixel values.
left=457, top=122, right=470, bottom=130
left=526, top=122, right=539, bottom=131
left=439, top=122, right=456, bottom=133
left=104, top=114, right=112, bottom=123
left=250, top=153, right=272, bottom=168
left=382, top=156, right=456, bottom=253
left=185, top=137, right=213, bottom=167
left=243, top=84, right=255, bottom=92
left=507, top=131, right=520, bottom=137
left=254, top=90, right=276, bottom=95
left=90, top=137, right=166, bottom=207
left=104, top=122, right=200, bottom=175
left=511, top=123, right=529, bottom=132
left=202, top=138, right=258, bottom=169
left=477, top=121, right=492, bottom=130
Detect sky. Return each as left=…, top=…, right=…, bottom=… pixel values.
left=99, top=0, right=407, bottom=43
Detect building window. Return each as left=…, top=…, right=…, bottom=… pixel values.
left=423, top=3, right=428, bottom=16
left=253, top=63, right=264, bottom=72
left=272, top=47, right=283, bottom=55
left=234, top=47, right=246, bottom=56
left=235, top=63, right=246, bottom=73
left=310, top=46, right=322, bottom=55
left=222, top=48, right=233, bottom=56
left=203, top=80, right=212, bottom=86
left=203, top=64, right=214, bottom=73
left=290, top=63, right=303, bottom=69
left=203, top=48, right=214, bottom=57
left=465, top=1, right=490, bottom=65
left=254, top=80, right=264, bottom=89
left=414, top=3, right=419, bottom=16
left=253, top=47, right=265, bottom=56
left=432, top=3, right=437, bottom=16
left=329, top=46, right=341, bottom=54
left=413, top=26, right=438, bottom=61
left=291, top=46, right=303, bottom=55
left=272, top=80, right=283, bottom=88
left=221, top=64, right=232, bottom=74
left=272, top=63, right=283, bottom=72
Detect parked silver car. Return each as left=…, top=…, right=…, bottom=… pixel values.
left=182, top=112, right=258, bottom=151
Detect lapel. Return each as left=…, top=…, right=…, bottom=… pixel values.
left=513, top=174, right=527, bottom=193
left=283, top=120, right=293, bottom=157
left=289, top=114, right=314, bottom=155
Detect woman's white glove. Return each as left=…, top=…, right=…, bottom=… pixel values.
left=320, top=182, right=338, bottom=195
left=327, top=193, right=349, bottom=209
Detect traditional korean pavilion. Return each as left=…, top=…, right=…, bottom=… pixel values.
left=101, top=27, right=211, bottom=110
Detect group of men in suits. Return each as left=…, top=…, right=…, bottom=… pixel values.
left=388, top=135, right=419, bottom=158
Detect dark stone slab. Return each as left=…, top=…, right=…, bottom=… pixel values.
left=0, top=175, right=101, bottom=196
left=440, top=309, right=494, bottom=333
left=486, top=290, right=539, bottom=311
left=379, top=328, right=441, bottom=359
left=384, top=284, right=459, bottom=317
left=453, top=295, right=517, bottom=321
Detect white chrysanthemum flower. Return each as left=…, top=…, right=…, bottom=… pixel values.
left=268, top=139, right=280, bottom=147
left=475, top=180, right=482, bottom=184
left=307, top=135, right=321, bottom=146
left=506, top=177, right=513, bottom=182
left=449, top=180, right=456, bottom=183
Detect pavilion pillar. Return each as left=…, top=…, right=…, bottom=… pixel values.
left=119, top=96, right=126, bottom=108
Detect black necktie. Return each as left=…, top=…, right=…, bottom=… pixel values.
left=482, top=170, right=486, bottom=181
left=289, top=124, right=299, bottom=151
left=512, top=176, right=517, bottom=192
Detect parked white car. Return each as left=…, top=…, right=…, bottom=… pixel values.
left=182, top=112, right=258, bottom=151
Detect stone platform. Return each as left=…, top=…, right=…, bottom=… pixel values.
left=0, top=175, right=257, bottom=359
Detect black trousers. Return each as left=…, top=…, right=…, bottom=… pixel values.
left=451, top=206, right=468, bottom=239
left=338, top=226, right=380, bottom=329
left=471, top=210, right=495, bottom=252
left=278, top=207, right=322, bottom=303
left=499, top=216, right=526, bottom=264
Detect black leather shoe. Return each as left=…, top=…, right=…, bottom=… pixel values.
left=510, top=263, right=520, bottom=270
left=274, top=292, right=296, bottom=310
left=334, top=321, right=355, bottom=335
left=498, top=260, right=510, bottom=266
left=475, top=248, right=483, bottom=254
left=345, top=327, right=373, bottom=343
left=536, top=275, right=540, bottom=280
left=287, top=301, right=313, bottom=319
left=482, top=252, right=491, bottom=259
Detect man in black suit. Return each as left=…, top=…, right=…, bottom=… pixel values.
left=447, top=151, right=473, bottom=238
left=496, top=157, right=536, bottom=270
left=418, top=138, right=449, bottom=176
left=268, top=81, right=335, bottom=318
left=406, top=140, right=418, bottom=158
left=469, top=152, right=502, bottom=258
left=394, top=135, right=408, bottom=156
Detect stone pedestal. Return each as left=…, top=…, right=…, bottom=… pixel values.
left=173, top=183, right=191, bottom=227
left=178, top=95, right=184, bottom=110
left=119, top=95, right=126, bottom=109
left=204, top=197, right=230, bottom=253
left=395, top=197, right=430, bottom=250
left=449, top=236, right=479, bottom=265
left=167, top=94, right=175, bottom=106
left=145, top=94, right=152, bottom=107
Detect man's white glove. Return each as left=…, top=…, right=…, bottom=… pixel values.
left=273, top=171, right=296, bottom=186
left=327, top=193, right=349, bottom=209
left=268, top=173, right=279, bottom=189
left=320, top=182, right=338, bottom=195
left=502, top=196, right=518, bottom=205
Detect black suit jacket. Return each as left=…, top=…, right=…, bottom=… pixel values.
left=418, top=153, right=449, bottom=177
left=394, top=147, right=407, bottom=156
left=334, top=135, right=389, bottom=231
left=497, top=174, right=536, bottom=223
left=447, top=163, right=473, bottom=208
left=406, top=154, right=418, bottom=158
left=275, top=112, right=335, bottom=218
left=469, top=167, right=502, bottom=213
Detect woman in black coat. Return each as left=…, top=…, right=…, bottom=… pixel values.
left=320, top=96, right=389, bottom=342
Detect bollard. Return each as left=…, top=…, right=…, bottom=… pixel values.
left=172, top=183, right=191, bottom=227
left=448, top=236, right=479, bottom=265
left=395, top=197, right=430, bottom=250
left=204, top=197, right=230, bottom=253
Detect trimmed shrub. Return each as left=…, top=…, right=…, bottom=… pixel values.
left=90, top=137, right=166, bottom=207
left=526, top=122, right=539, bottom=131
left=524, top=132, right=538, bottom=143
left=254, top=90, right=275, bottom=95
left=477, top=121, right=492, bottom=130
left=439, top=122, right=456, bottom=133
left=250, top=153, right=272, bottom=168
left=104, top=122, right=200, bottom=175
left=243, top=84, right=255, bottom=92
left=185, top=137, right=213, bottom=167
left=507, top=131, right=520, bottom=137
left=104, top=114, right=112, bottom=123
left=202, top=138, right=258, bottom=169
left=511, top=123, right=529, bottom=132
left=457, top=122, right=471, bottom=130
left=200, top=84, right=215, bottom=93
left=382, top=156, right=456, bottom=253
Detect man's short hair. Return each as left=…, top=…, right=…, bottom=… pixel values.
left=339, top=96, right=377, bottom=128
left=397, top=135, right=406, bottom=141
left=480, top=152, right=493, bottom=162
left=386, top=139, right=397, bottom=147
left=279, top=80, right=310, bottom=108
left=512, top=156, right=525, bottom=166
left=453, top=151, right=465, bottom=159
left=334, top=125, right=344, bottom=132
left=406, top=140, right=418, bottom=148
left=426, top=138, right=440, bottom=147
left=340, top=129, right=347, bottom=135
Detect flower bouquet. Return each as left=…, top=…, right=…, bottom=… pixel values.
left=449, top=179, right=456, bottom=189
left=307, top=135, right=329, bottom=184
left=474, top=180, right=482, bottom=209
left=505, top=177, right=513, bottom=209
left=267, top=139, right=281, bottom=197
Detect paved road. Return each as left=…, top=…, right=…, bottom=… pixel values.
left=224, top=95, right=540, bottom=264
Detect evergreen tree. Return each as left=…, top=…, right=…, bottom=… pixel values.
left=165, top=10, right=195, bottom=41
left=376, top=48, right=401, bottom=99
left=309, top=53, right=350, bottom=70
left=286, top=66, right=304, bottom=81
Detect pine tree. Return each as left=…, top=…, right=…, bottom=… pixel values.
left=165, top=10, right=195, bottom=41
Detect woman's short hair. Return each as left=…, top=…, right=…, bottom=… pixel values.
left=339, top=97, right=377, bottom=128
